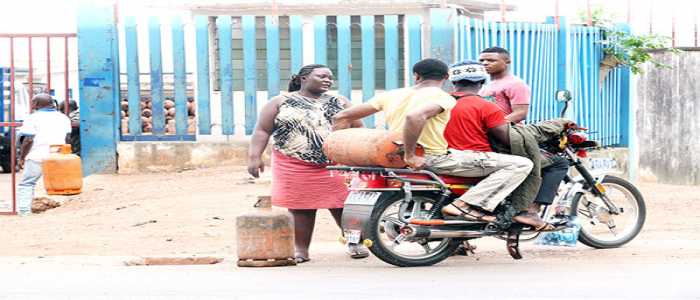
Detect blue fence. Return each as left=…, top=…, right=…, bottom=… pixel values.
left=77, top=6, right=630, bottom=174
left=117, top=14, right=421, bottom=138
left=568, top=25, right=630, bottom=147
left=455, top=17, right=629, bottom=146
left=457, top=18, right=559, bottom=123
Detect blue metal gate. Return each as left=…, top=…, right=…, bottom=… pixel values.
left=455, top=17, right=630, bottom=147
left=76, top=5, right=631, bottom=174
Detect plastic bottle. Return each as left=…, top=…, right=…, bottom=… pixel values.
left=554, top=191, right=573, bottom=217
left=536, top=216, right=582, bottom=247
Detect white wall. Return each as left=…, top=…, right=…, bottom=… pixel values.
left=497, top=0, right=700, bottom=47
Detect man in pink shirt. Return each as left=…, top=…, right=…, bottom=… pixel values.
left=478, top=47, right=530, bottom=123
left=479, top=47, right=571, bottom=217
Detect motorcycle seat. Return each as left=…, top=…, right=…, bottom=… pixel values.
left=401, top=173, right=484, bottom=185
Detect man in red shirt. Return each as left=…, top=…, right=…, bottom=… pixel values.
left=441, top=60, right=551, bottom=229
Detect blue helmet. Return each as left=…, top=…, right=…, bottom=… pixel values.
left=449, top=60, right=488, bottom=83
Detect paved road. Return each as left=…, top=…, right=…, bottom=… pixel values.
left=1, top=241, right=698, bottom=300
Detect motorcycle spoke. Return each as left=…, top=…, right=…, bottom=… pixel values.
left=381, top=216, right=404, bottom=227
left=410, top=200, right=424, bottom=218
left=392, top=234, right=406, bottom=246
left=421, top=243, right=432, bottom=254
left=577, top=208, right=593, bottom=218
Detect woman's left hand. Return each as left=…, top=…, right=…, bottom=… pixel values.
left=247, top=157, right=265, bottom=178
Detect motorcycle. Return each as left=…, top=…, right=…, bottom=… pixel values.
left=329, top=90, right=646, bottom=267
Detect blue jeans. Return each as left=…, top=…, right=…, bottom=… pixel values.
left=17, top=160, right=43, bottom=215
left=535, top=156, right=570, bottom=205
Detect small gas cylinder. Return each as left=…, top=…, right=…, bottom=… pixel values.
left=236, top=196, right=296, bottom=267
left=42, top=144, right=82, bottom=195
left=323, top=128, right=424, bottom=168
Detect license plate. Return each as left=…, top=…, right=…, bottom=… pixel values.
left=589, top=158, right=617, bottom=172
left=345, top=191, right=381, bottom=205
left=344, top=229, right=361, bottom=244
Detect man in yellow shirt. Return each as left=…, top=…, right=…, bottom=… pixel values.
left=333, top=59, right=455, bottom=166
left=332, top=59, right=533, bottom=223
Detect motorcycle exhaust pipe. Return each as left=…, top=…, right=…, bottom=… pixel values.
left=402, top=225, right=488, bottom=239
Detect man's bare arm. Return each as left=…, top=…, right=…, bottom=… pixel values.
left=487, top=124, right=510, bottom=146
left=18, top=136, right=34, bottom=169
left=506, top=104, right=529, bottom=123
left=332, top=103, right=379, bottom=130
left=403, top=104, right=444, bottom=167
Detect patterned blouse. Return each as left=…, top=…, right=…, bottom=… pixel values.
left=272, top=92, right=345, bottom=164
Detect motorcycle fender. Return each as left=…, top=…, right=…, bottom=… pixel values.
left=571, top=173, right=608, bottom=183
left=567, top=174, right=608, bottom=200
left=341, top=191, right=394, bottom=243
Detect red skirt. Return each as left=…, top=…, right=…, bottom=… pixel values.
left=271, top=150, right=348, bottom=209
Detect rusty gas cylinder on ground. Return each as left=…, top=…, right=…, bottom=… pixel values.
left=42, top=144, right=82, bottom=195
left=323, top=128, right=424, bottom=168
left=236, top=196, right=296, bottom=267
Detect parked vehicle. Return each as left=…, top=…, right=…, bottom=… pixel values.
left=0, top=131, right=12, bottom=173
left=0, top=75, right=31, bottom=173
left=330, top=90, right=646, bottom=267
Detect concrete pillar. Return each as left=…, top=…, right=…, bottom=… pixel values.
left=77, top=4, right=119, bottom=175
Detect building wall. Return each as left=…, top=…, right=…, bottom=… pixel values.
left=636, top=49, right=700, bottom=185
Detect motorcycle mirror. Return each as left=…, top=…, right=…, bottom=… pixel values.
left=555, top=90, right=572, bottom=102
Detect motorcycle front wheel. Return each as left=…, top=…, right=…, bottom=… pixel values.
left=571, top=175, right=646, bottom=248
left=365, top=193, right=460, bottom=267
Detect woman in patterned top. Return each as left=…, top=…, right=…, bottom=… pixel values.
left=247, top=64, right=366, bottom=263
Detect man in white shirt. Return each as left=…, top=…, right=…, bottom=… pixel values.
left=17, top=94, right=71, bottom=216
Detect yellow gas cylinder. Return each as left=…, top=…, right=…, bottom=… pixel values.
left=236, top=196, right=296, bottom=267
left=42, top=144, right=82, bottom=195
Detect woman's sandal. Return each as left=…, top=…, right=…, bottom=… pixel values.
left=347, top=243, right=370, bottom=259
left=294, top=256, right=310, bottom=264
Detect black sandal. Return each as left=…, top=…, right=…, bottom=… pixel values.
left=454, top=205, right=497, bottom=223
left=506, top=227, right=523, bottom=260
left=452, top=241, right=477, bottom=256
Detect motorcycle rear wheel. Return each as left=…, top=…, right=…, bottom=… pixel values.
left=572, top=175, right=646, bottom=248
left=366, top=193, right=460, bottom=267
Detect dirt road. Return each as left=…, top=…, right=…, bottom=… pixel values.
left=0, top=166, right=698, bottom=298
left=0, top=166, right=698, bottom=258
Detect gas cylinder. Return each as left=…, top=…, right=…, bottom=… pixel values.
left=42, top=144, right=82, bottom=195
left=236, top=196, right=296, bottom=267
left=323, top=128, right=424, bottom=168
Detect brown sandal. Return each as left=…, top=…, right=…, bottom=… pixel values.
left=457, top=206, right=497, bottom=223
left=512, top=211, right=556, bottom=232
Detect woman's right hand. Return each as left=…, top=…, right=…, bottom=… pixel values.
left=404, top=154, right=426, bottom=170
left=247, top=157, right=265, bottom=178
